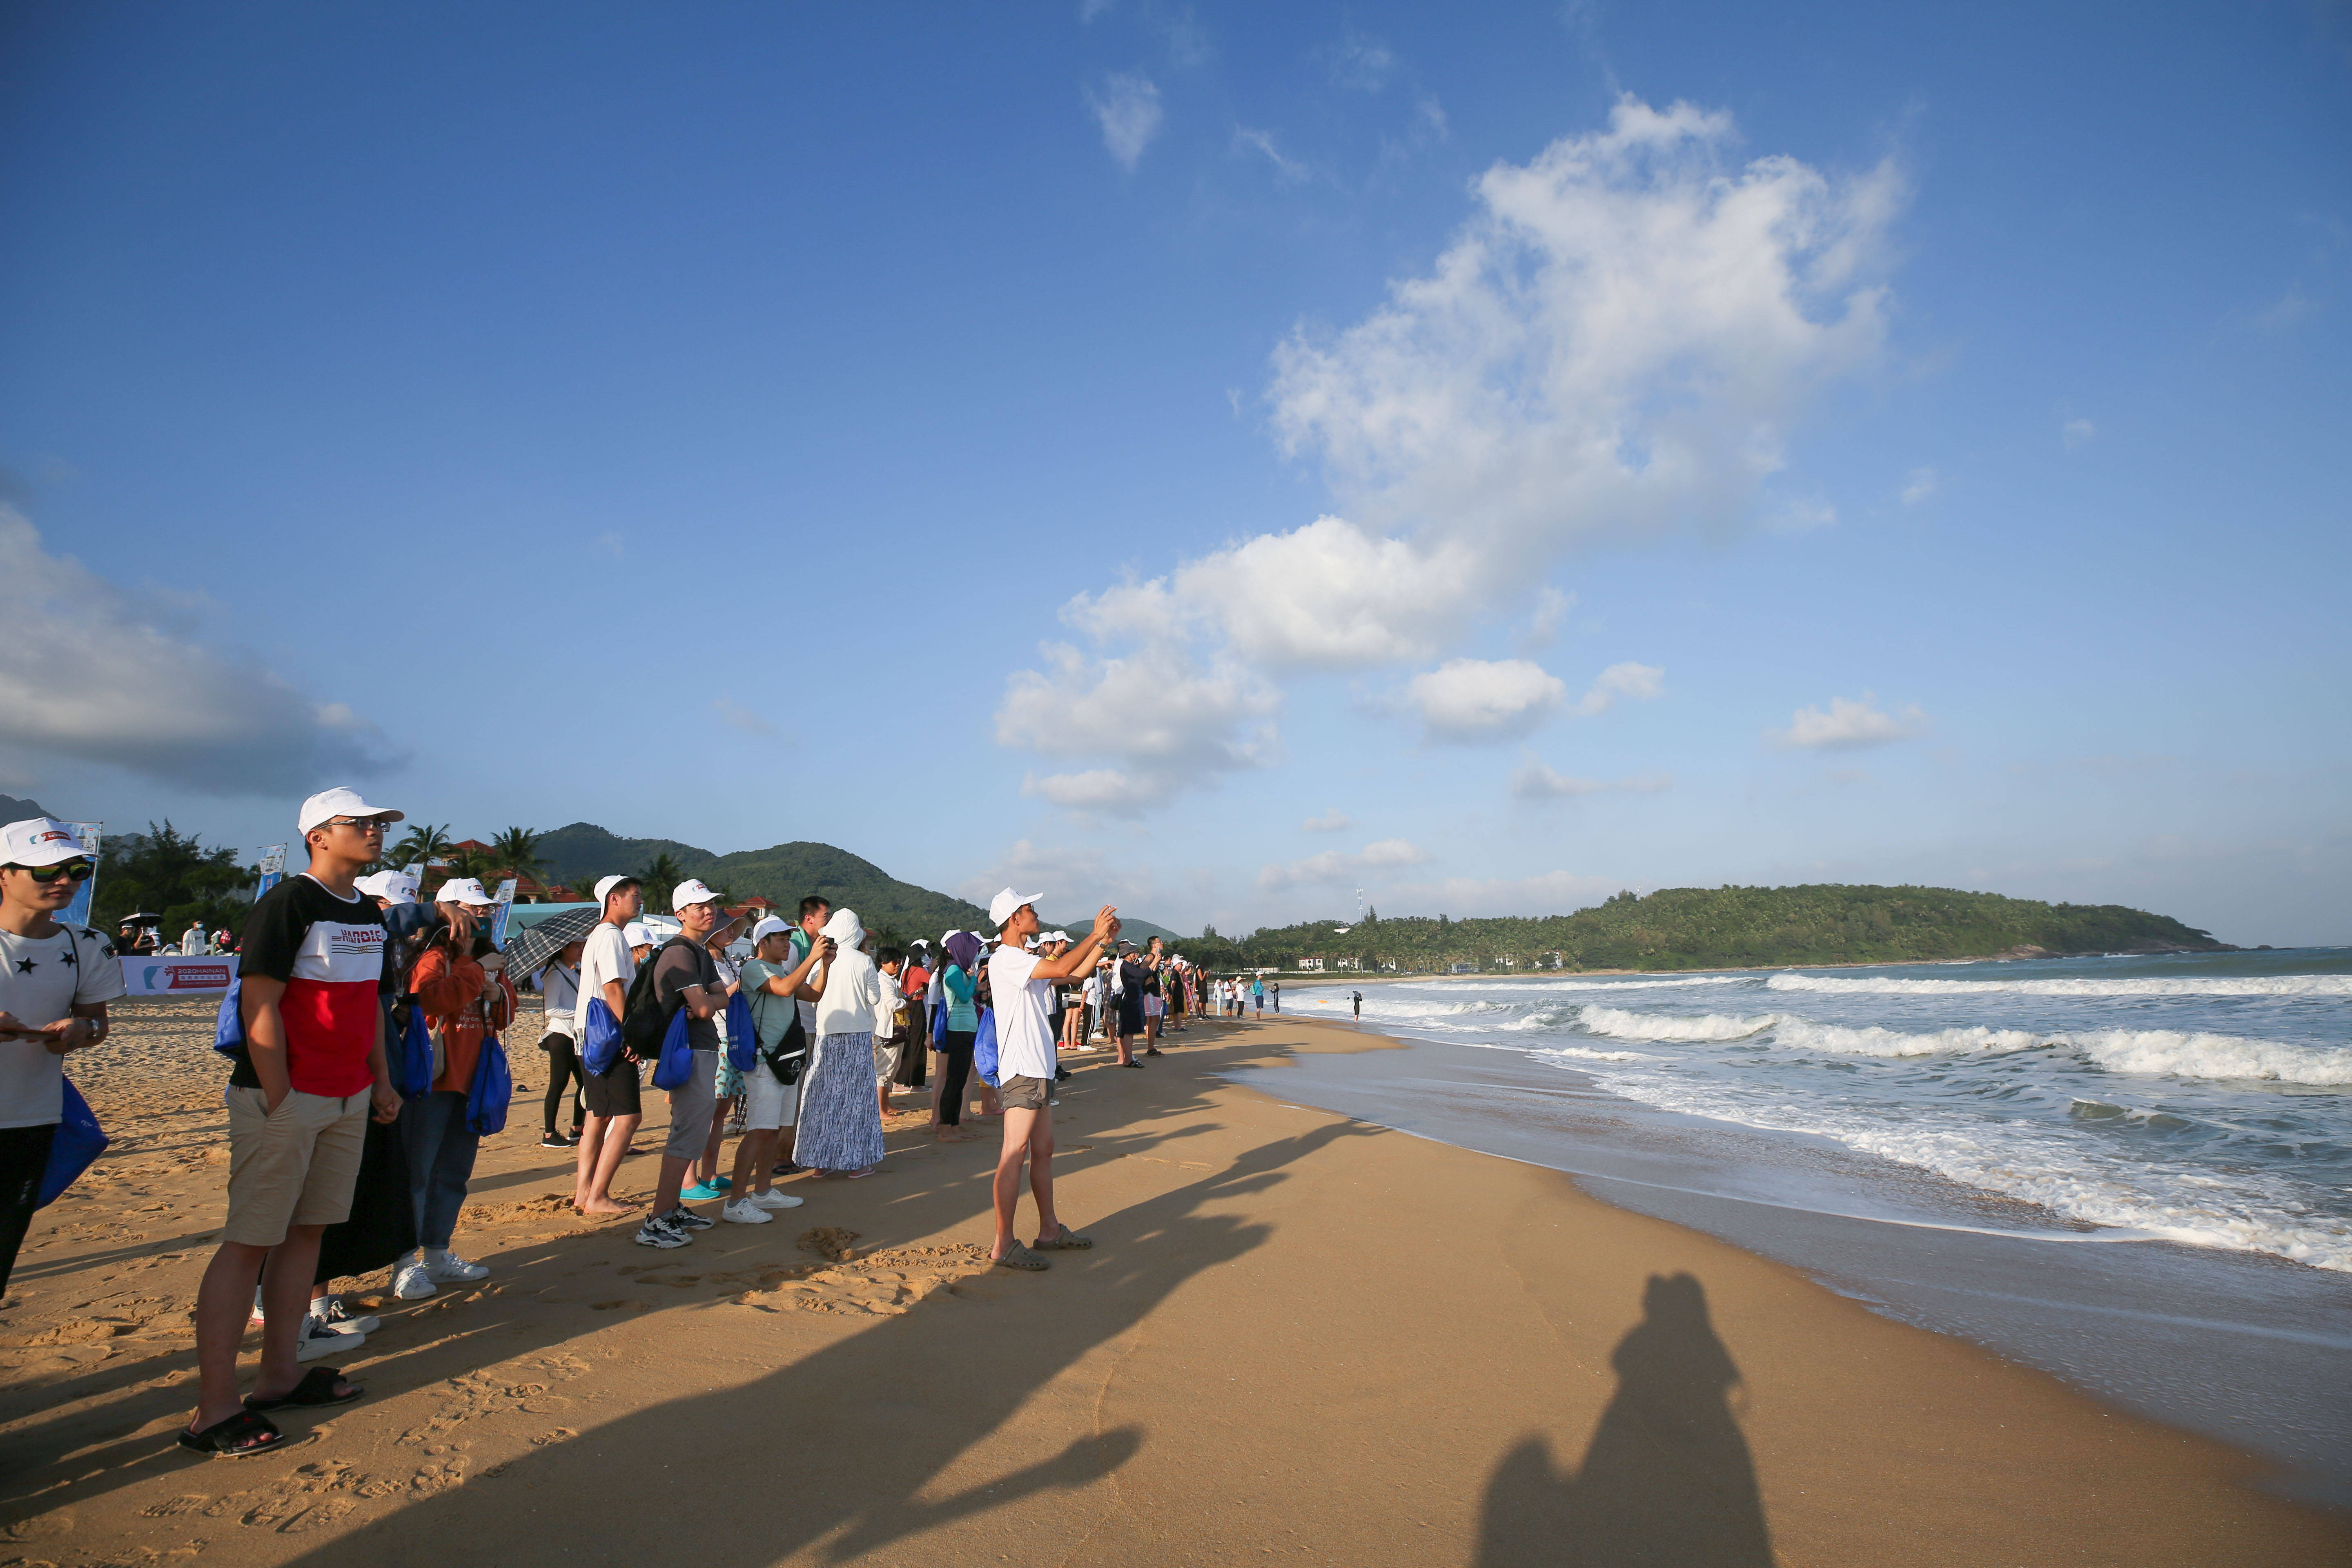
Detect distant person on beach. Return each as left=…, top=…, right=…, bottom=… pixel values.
left=933, top=930, right=983, bottom=1141
left=1110, top=942, right=1147, bottom=1067
left=1270, top=980, right=1280, bottom=1014
left=983, top=889, right=1118, bottom=1271
left=637, top=880, right=735, bottom=1247
left=796, top=907, right=886, bottom=1178
left=184, top=787, right=403, bottom=1457
left=1352, top=991, right=1363, bottom=1020
left=537, top=939, right=586, bottom=1148
left=728, top=915, right=828, bottom=1214
left=1252, top=975, right=1265, bottom=1018
left=0, top=817, right=124, bottom=1298
left=573, top=876, right=644, bottom=1220
left=393, top=877, right=508, bottom=1300
left=873, top=945, right=909, bottom=1119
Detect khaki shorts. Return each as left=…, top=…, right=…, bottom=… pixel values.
left=874, top=1039, right=903, bottom=1086
left=996, top=1074, right=1051, bottom=1112
left=223, top=1086, right=368, bottom=1247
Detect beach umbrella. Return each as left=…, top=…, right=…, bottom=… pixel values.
left=500, top=905, right=601, bottom=983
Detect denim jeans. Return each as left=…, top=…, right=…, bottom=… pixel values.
left=399, top=1089, right=479, bottom=1250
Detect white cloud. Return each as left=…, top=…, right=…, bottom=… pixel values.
left=1088, top=74, right=1163, bottom=169
left=1770, top=691, right=1926, bottom=751
left=957, top=838, right=1158, bottom=924
left=711, top=698, right=782, bottom=739
left=1766, top=497, right=1837, bottom=533
left=1405, top=658, right=1566, bottom=743
left=0, top=507, right=404, bottom=795
left=997, top=643, right=1275, bottom=813
left=1233, top=127, right=1309, bottom=183
left=1000, top=95, right=1900, bottom=810
left=1380, top=867, right=1626, bottom=918
left=2062, top=416, right=2096, bottom=449
left=1257, top=837, right=1430, bottom=891
left=1325, top=30, right=1396, bottom=91
left=1510, top=761, right=1673, bottom=801
left=1302, top=808, right=1353, bottom=832
left=1571, top=661, right=1664, bottom=717
left=1900, top=466, right=1938, bottom=506
left=1518, top=586, right=1575, bottom=652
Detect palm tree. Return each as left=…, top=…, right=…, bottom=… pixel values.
left=637, top=852, right=687, bottom=910
left=445, top=846, right=498, bottom=883
left=491, top=826, right=543, bottom=893
left=390, top=822, right=452, bottom=869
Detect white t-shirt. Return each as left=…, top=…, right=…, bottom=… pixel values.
left=0, top=923, right=127, bottom=1128
left=575, top=922, right=637, bottom=1038
left=539, top=962, right=581, bottom=1037
left=987, top=945, right=1057, bottom=1084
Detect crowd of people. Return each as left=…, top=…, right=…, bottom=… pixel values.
left=0, top=789, right=1286, bottom=1460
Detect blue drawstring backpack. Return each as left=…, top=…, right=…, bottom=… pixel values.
left=650, top=1004, right=697, bottom=1091
left=396, top=1004, right=434, bottom=1098
left=466, top=1033, right=512, bottom=1136
left=972, top=1005, right=1000, bottom=1088
left=212, top=978, right=244, bottom=1056
left=580, top=996, right=624, bottom=1075
left=36, top=1078, right=107, bottom=1207
left=931, top=999, right=949, bottom=1047
left=724, top=991, right=758, bottom=1075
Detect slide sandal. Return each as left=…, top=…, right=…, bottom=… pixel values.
left=244, top=1367, right=364, bottom=1412
left=1033, top=1225, right=1093, bottom=1251
left=992, top=1241, right=1049, bottom=1271
left=178, top=1409, right=286, bottom=1457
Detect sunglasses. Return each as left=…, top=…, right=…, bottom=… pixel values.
left=19, top=860, right=94, bottom=883
left=327, top=817, right=389, bottom=833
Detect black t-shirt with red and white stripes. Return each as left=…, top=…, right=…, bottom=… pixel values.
left=236, top=873, right=388, bottom=1096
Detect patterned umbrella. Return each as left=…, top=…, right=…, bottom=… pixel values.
left=499, top=905, right=601, bottom=983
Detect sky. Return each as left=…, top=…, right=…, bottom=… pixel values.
left=2, top=0, right=2347, bottom=946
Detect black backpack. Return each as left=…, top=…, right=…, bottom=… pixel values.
left=620, top=935, right=699, bottom=1059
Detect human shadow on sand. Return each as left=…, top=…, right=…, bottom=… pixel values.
left=1475, top=1272, right=1773, bottom=1567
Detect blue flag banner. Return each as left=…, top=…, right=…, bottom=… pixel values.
left=60, top=823, right=102, bottom=928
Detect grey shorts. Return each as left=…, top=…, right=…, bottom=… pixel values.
left=664, top=1049, right=720, bottom=1160
left=996, top=1074, right=1051, bottom=1112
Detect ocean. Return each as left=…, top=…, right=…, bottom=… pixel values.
left=1236, top=949, right=2352, bottom=1503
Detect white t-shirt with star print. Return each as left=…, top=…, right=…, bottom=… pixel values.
left=0, top=922, right=125, bottom=1128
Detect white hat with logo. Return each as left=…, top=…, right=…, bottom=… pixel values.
left=436, top=877, right=494, bottom=907
left=0, top=817, right=87, bottom=867
left=297, top=787, right=403, bottom=836
left=623, top=922, right=654, bottom=947
left=672, top=879, right=721, bottom=912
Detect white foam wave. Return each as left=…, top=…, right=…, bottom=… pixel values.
left=2062, top=1029, right=2352, bottom=1087
left=1538, top=1045, right=1652, bottom=1063
left=1577, top=1006, right=1775, bottom=1042
left=1767, top=971, right=2352, bottom=998
left=1771, top=1020, right=2044, bottom=1058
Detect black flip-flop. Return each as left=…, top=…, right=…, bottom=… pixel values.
left=243, top=1366, right=364, bottom=1412
left=1120, top=1062, right=1145, bottom=1069
left=178, top=1408, right=287, bottom=1457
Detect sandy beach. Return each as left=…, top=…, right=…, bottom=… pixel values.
left=1, top=998, right=2344, bottom=1566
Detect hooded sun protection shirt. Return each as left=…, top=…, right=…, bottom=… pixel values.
left=813, top=907, right=882, bottom=1037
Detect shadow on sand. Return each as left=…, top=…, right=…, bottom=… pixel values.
left=1476, top=1272, right=1773, bottom=1568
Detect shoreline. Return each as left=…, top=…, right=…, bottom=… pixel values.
left=1, top=1004, right=2343, bottom=1563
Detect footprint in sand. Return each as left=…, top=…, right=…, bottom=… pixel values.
left=528, top=1427, right=577, bottom=1447
left=590, top=1299, right=654, bottom=1312
left=733, top=1241, right=991, bottom=1316
left=279, top=1497, right=356, bottom=1533
left=142, top=1495, right=209, bottom=1518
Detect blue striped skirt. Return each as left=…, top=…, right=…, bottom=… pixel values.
left=794, top=1030, right=884, bottom=1172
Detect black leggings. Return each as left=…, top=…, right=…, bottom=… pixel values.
left=542, top=1032, right=585, bottom=1136
left=0, top=1123, right=58, bottom=1297
left=936, top=1030, right=976, bottom=1125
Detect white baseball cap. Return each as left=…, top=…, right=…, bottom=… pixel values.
left=672, top=878, right=720, bottom=911
left=749, top=915, right=790, bottom=944
left=623, top=922, right=654, bottom=947
left=592, top=873, right=636, bottom=906
left=1, top=817, right=88, bottom=868
left=383, top=869, right=421, bottom=906
left=436, top=877, right=494, bottom=907
left=297, top=787, right=403, bottom=836
left=987, top=887, right=1042, bottom=927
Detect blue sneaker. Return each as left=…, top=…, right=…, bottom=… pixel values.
left=682, top=1180, right=726, bottom=1202
left=710, top=1175, right=732, bottom=1192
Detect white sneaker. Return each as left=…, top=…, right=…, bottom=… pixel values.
left=423, top=1248, right=489, bottom=1282
left=312, top=1296, right=381, bottom=1335
left=747, top=1189, right=804, bottom=1210
left=295, top=1317, right=365, bottom=1363
left=249, top=1288, right=266, bottom=1327
left=392, top=1263, right=438, bottom=1300
left=721, top=1198, right=773, bottom=1225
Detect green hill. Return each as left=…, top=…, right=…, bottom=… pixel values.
left=1205, top=884, right=2228, bottom=974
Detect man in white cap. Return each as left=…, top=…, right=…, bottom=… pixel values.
left=723, top=914, right=831, bottom=1217
left=184, top=787, right=404, bottom=1456
left=635, top=879, right=736, bottom=1248
left=982, top=888, right=1119, bottom=1272
left=0, top=817, right=125, bottom=1298
left=573, top=875, right=644, bottom=1218
left=390, top=878, right=504, bottom=1301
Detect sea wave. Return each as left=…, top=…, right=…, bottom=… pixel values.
left=2062, top=1029, right=2352, bottom=1086
left=1576, top=1006, right=1776, bottom=1042
left=1766, top=972, right=2352, bottom=999
left=1537, top=1045, right=1652, bottom=1063
left=1771, top=1020, right=2044, bottom=1058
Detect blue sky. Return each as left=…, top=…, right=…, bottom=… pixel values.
left=2, top=1, right=2346, bottom=944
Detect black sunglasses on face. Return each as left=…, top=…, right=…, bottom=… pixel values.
left=18, top=860, right=94, bottom=883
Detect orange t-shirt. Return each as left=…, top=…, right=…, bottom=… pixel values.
left=414, top=946, right=516, bottom=1094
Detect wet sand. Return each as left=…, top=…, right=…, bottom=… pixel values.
left=0, top=1000, right=2343, bottom=1565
